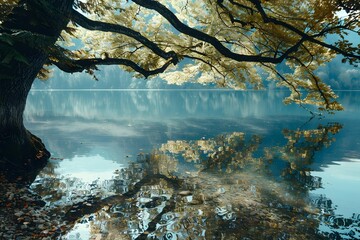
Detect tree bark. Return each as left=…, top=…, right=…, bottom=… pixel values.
left=0, top=0, right=74, bottom=180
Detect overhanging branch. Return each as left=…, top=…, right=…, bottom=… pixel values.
left=131, top=0, right=295, bottom=63
left=50, top=55, right=174, bottom=78
left=248, top=0, right=360, bottom=61
left=70, top=9, right=178, bottom=65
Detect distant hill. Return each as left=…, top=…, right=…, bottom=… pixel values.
left=32, top=56, right=359, bottom=90
left=32, top=65, right=215, bottom=90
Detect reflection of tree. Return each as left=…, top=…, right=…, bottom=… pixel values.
left=276, top=123, right=342, bottom=189
left=73, top=122, right=349, bottom=239
left=159, top=123, right=342, bottom=188
left=2, top=123, right=360, bottom=239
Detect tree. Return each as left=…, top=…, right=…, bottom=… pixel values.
left=0, top=0, right=359, bottom=172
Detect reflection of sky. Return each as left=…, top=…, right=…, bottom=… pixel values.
left=24, top=90, right=313, bottom=162
left=56, top=154, right=124, bottom=183
left=312, top=158, right=360, bottom=216
left=24, top=90, right=360, bottom=162
left=25, top=90, right=360, bottom=121
left=24, top=90, right=360, bottom=220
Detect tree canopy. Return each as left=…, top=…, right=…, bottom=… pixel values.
left=1, top=0, right=360, bottom=112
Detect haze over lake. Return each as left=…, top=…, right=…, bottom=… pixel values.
left=23, top=90, right=360, bottom=239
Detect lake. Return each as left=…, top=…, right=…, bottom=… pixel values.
left=21, top=90, right=360, bottom=239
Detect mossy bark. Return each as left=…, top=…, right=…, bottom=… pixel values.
left=0, top=0, right=74, bottom=180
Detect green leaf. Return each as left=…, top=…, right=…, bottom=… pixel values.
left=0, top=34, right=14, bottom=46
left=0, top=45, right=30, bottom=65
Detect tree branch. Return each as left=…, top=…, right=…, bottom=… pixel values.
left=51, top=56, right=174, bottom=78
left=248, top=0, right=360, bottom=60
left=260, top=63, right=318, bottom=115
left=70, top=9, right=178, bottom=65
left=216, top=0, right=254, bottom=26
left=131, top=0, right=294, bottom=63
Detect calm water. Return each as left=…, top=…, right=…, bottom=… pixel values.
left=23, top=90, right=360, bottom=239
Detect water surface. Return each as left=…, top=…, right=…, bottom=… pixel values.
left=22, top=90, right=360, bottom=239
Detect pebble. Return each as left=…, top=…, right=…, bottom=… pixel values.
left=0, top=176, right=73, bottom=239
left=8, top=193, right=14, bottom=200
left=38, top=224, right=45, bottom=230
left=14, top=211, right=24, bottom=217
left=178, top=190, right=192, bottom=196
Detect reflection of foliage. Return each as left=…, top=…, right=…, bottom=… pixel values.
left=159, top=132, right=263, bottom=173
left=280, top=123, right=342, bottom=166
left=73, top=122, right=347, bottom=239
left=4, top=122, right=360, bottom=239
left=97, top=122, right=345, bottom=239
left=271, top=123, right=343, bottom=189
left=159, top=123, right=343, bottom=183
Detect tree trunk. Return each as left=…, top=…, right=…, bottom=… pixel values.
left=0, top=0, right=74, bottom=181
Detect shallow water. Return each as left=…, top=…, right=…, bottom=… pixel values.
left=20, top=90, right=360, bottom=239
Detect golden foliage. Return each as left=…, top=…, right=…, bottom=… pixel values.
left=54, top=0, right=360, bottom=111
left=0, top=0, right=19, bottom=23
